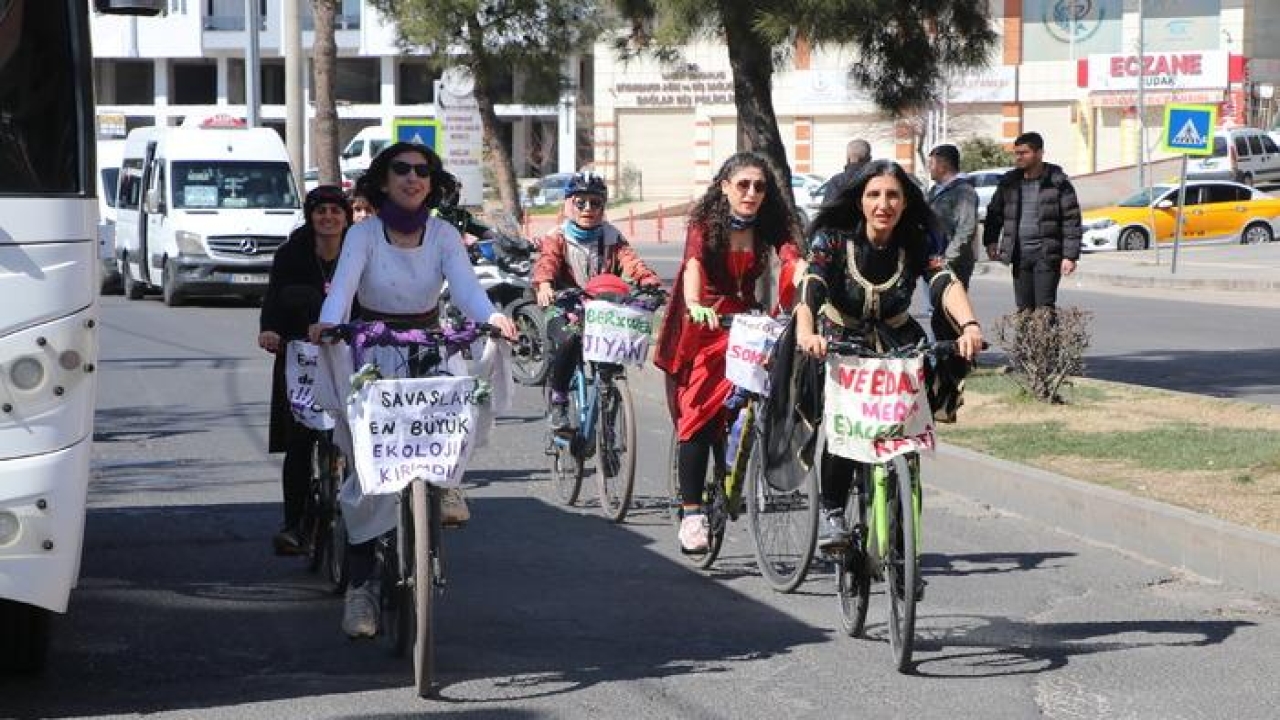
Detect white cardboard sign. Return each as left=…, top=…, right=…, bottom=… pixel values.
left=581, top=300, right=654, bottom=366
left=285, top=340, right=336, bottom=431
left=724, top=315, right=783, bottom=396
left=822, top=354, right=935, bottom=463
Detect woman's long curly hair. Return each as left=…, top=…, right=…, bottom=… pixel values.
left=687, top=152, right=793, bottom=285
left=809, top=159, right=942, bottom=267
left=355, top=141, right=458, bottom=211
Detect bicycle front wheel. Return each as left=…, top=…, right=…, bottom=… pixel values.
left=549, top=381, right=585, bottom=505
left=885, top=455, right=918, bottom=672
left=838, top=466, right=871, bottom=637
left=411, top=482, right=437, bottom=698
left=747, top=424, right=819, bottom=593
left=596, top=375, right=637, bottom=523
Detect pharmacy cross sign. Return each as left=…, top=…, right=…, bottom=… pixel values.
left=1161, top=104, right=1218, bottom=156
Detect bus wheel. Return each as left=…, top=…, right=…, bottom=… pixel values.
left=0, top=599, right=51, bottom=673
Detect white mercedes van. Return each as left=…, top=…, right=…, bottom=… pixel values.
left=114, top=119, right=303, bottom=305
left=96, top=139, right=125, bottom=293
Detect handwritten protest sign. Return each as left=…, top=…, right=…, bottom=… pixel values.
left=285, top=340, right=336, bottom=430
left=725, top=315, right=783, bottom=396
left=347, top=375, right=482, bottom=495
left=822, top=355, right=934, bottom=463
left=582, top=300, right=654, bottom=366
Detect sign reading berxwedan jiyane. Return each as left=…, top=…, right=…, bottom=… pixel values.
left=582, top=300, right=654, bottom=366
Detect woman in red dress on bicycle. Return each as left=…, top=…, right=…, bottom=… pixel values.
left=654, top=152, right=801, bottom=554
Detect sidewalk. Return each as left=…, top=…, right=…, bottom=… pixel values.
left=973, top=241, right=1280, bottom=294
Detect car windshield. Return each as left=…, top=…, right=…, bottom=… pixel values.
left=1118, top=185, right=1174, bottom=207
left=172, top=161, right=301, bottom=209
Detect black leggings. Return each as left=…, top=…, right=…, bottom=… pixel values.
left=546, top=314, right=581, bottom=395
left=820, top=451, right=863, bottom=513
left=677, top=422, right=723, bottom=507
left=281, top=423, right=318, bottom=529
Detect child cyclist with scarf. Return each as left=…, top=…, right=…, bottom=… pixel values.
left=533, top=172, right=663, bottom=431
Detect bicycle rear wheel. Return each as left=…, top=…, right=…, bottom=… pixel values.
left=837, top=466, right=871, bottom=637
left=411, top=482, right=438, bottom=698
left=596, top=375, right=637, bottom=523
left=885, top=456, right=918, bottom=672
left=509, top=301, right=549, bottom=386
left=747, top=424, right=819, bottom=593
left=549, top=379, right=585, bottom=505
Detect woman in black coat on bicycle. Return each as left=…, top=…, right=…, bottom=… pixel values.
left=257, top=185, right=352, bottom=555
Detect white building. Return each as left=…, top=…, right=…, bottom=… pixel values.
left=592, top=0, right=1280, bottom=200
left=89, top=0, right=584, bottom=177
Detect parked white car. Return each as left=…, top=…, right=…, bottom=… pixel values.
left=964, top=167, right=1012, bottom=222
left=791, top=173, right=826, bottom=226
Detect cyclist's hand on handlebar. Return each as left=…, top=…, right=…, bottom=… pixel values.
left=308, top=322, right=335, bottom=344
left=957, top=324, right=984, bottom=362
left=687, top=301, right=718, bottom=329
left=257, top=330, right=281, bottom=354
left=797, top=330, right=827, bottom=359
left=487, top=312, right=519, bottom=341
left=536, top=282, right=554, bottom=308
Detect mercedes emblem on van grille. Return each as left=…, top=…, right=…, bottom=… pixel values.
left=238, top=238, right=259, bottom=255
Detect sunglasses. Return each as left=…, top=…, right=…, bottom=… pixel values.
left=733, top=179, right=768, bottom=194
left=390, top=161, right=432, bottom=178
left=572, top=196, right=605, bottom=211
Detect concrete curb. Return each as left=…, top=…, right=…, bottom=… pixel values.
left=970, top=259, right=1280, bottom=293
left=926, top=443, right=1280, bottom=598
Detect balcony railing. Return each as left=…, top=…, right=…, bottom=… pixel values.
left=203, top=13, right=360, bottom=32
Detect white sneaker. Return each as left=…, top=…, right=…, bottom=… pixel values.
left=679, top=514, right=710, bottom=554
left=441, top=487, right=470, bottom=527
left=342, top=582, right=378, bottom=639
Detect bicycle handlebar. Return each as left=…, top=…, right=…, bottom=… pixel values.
left=318, top=320, right=505, bottom=350
left=553, top=284, right=668, bottom=311
left=825, top=338, right=989, bottom=359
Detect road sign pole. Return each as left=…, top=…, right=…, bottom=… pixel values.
left=1172, top=154, right=1187, bottom=274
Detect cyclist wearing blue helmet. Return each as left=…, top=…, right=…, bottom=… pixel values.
left=532, top=171, right=662, bottom=431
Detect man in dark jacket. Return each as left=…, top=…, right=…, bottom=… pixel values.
left=821, top=138, right=872, bottom=204
left=983, top=132, right=1081, bottom=310
left=927, top=144, right=978, bottom=288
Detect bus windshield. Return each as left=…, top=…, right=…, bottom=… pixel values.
left=0, top=0, right=89, bottom=194
left=171, top=161, right=301, bottom=210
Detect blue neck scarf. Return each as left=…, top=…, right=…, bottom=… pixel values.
left=563, top=220, right=603, bottom=245
left=729, top=212, right=757, bottom=231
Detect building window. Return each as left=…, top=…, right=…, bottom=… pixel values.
left=336, top=58, right=379, bottom=104
left=205, top=0, right=267, bottom=31
left=398, top=59, right=435, bottom=105
left=172, top=62, right=217, bottom=105
left=114, top=61, right=156, bottom=105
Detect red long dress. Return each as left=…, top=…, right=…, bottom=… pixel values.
left=653, top=223, right=799, bottom=441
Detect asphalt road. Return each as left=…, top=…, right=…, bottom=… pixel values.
left=3, top=295, right=1280, bottom=719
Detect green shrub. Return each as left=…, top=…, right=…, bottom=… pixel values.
left=959, top=137, right=1014, bottom=171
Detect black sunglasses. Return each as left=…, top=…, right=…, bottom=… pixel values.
left=390, top=161, right=432, bottom=178
left=572, top=196, right=605, bottom=210
left=732, top=178, right=767, bottom=194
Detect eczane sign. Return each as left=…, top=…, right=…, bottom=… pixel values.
left=1088, top=50, right=1228, bottom=92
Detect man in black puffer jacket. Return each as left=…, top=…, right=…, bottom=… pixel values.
left=982, top=131, right=1081, bottom=310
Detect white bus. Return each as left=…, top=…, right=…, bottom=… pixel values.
left=0, top=0, right=164, bottom=673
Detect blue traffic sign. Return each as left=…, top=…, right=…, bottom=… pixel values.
left=391, top=118, right=441, bottom=152
left=1161, top=104, right=1217, bottom=156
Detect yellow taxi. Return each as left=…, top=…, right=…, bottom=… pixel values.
left=1080, top=180, right=1280, bottom=252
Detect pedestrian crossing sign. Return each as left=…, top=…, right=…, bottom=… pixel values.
left=391, top=118, right=441, bottom=152
left=1161, top=104, right=1217, bottom=156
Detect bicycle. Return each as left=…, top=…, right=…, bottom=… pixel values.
left=321, top=320, right=504, bottom=697
left=666, top=313, right=820, bottom=592
left=823, top=338, right=963, bottom=672
left=546, top=286, right=664, bottom=523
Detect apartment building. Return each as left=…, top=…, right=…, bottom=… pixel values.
left=90, top=0, right=583, bottom=177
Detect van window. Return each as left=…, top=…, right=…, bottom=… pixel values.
left=369, top=139, right=389, bottom=157
left=1211, top=137, right=1227, bottom=157
left=171, top=161, right=300, bottom=209
left=119, top=158, right=145, bottom=209
left=1234, top=135, right=1250, bottom=157
left=345, top=140, right=363, bottom=158
left=1264, top=135, right=1280, bottom=154
left=101, top=168, right=121, bottom=208
left=1247, top=135, right=1264, bottom=156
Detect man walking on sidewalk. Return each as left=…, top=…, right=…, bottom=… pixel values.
left=983, top=132, right=1081, bottom=310
left=927, top=144, right=978, bottom=288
